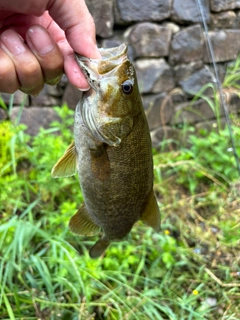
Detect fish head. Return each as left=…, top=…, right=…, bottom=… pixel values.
left=75, top=43, right=142, bottom=146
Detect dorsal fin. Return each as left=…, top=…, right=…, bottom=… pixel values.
left=51, top=141, right=77, bottom=178
left=69, top=204, right=100, bottom=236
left=141, top=190, right=160, bottom=232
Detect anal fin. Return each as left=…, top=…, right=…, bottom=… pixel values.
left=69, top=204, right=100, bottom=236
left=51, top=141, right=77, bottom=178
left=141, top=190, right=160, bottom=232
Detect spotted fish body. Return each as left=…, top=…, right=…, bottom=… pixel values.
left=52, top=44, right=160, bottom=258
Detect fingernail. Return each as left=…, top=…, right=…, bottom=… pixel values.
left=27, top=26, right=54, bottom=55
left=1, top=30, right=26, bottom=55
left=77, top=86, right=90, bottom=91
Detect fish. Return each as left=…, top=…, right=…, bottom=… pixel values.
left=51, top=43, right=160, bottom=258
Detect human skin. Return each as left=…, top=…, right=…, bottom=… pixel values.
left=0, top=0, right=101, bottom=95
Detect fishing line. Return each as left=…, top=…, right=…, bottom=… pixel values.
left=196, top=0, right=240, bottom=176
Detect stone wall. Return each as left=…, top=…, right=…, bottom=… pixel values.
left=1, top=0, right=240, bottom=149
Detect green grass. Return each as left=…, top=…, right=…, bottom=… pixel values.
left=223, top=54, right=240, bottom=90
left=0, top=104, right=240, bottom=319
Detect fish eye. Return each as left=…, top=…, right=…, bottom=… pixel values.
left=122, top=80, right=133, bottom=95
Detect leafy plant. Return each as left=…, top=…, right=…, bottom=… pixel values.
left=223, top=54, right=240, bottom=89
left=0, top=104, right=239, bottom=319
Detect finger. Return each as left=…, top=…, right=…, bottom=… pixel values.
left=0, top=29, right=44, bottom=95
left=46, top=17, right=90, bottom=90
left=0, top=1, right=48, bottom=15
left=26, top=25, right=64, bottom=85
left=0, top=47, right=20, bottom=93
left=57, top=36, right=90, bottom=90
left=49, top=0, right=101, bottom=59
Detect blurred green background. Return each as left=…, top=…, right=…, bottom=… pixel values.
left=0, top=96, right=240, bottom=319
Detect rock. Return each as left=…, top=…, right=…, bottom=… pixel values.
left=143, top=93, right=174, bottom=129
left=100, top=32, right=123, bottom=48
left=171, top=98, right=224, bottom=125
left=113, top=0, right=171, bottom=23
left=195, top=118, right=226, bottom=134
left=59, top=74, right=69, bottom=88
left=179, top=66, right=216, bottom=97
left=0, top=108, right=7, bottom=121
left=1, top=91, right=29, bottom=106
left=208, top=62, right=227, bottom=83
left=169, top=25, right=204, bottom=65
left=30, top=84, right=61, bottom=106
left=113, top=0, right=127, bottom=25
left=124, top=23, right=172, bottom=58
left=10, top=107, right=61, bottom=136
left=174, top=61, right=203, bottom=84
left=151, top=126, right=180, bottom=151
left=135, top=59, right=175, bottom=94
left=170, top=88, right=187, bottom=104
left=47, top=82, right=65, bottom=97
left=222, top=88, right=240, bottom=114
left=233, top=10, right=240, bottom=28
left=210, top=11, right=236, bottom=29
left=86, top=0, right=114, bottom=38
left=162, top=22, right=180, bottom=34
left=61, top=83, right=82, bottom=110
left=172, top=0, right=210, bottom=24
left=210, top=0, right=240, bottom=12
left=203, top=30, right=240, bottom=63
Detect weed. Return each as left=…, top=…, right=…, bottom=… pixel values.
left=0, top=104, right=239, bottom=319
left=223, top=55, right=240, bottom=90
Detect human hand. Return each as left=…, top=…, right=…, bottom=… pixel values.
left=0, top=0, right=101, bottom=95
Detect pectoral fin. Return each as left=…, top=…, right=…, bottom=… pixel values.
left=99, top=116, right=134, bottom=147
left=69, top=204, right=100, bottom=236
left=90, top=144, right=110, bottom=181
left=51, top=142, right=77, bottom=178
left=141, top=190, right=160, bottom=232
left=89, top=238, right=110, bottom=258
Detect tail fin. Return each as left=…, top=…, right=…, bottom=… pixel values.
left=89, top=238, right=110, bottom=258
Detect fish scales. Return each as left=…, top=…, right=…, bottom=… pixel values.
left=76, top=112, right=152, bottom=237
left=52, top=43, right=160, bottom=258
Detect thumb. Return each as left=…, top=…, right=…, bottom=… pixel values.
left=48, top=0, right=101, bottom=59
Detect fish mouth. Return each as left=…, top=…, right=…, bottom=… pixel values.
left=75, top=43, right=128, bottom=89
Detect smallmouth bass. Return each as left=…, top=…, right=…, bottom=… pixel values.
left=52, top=43, right=160, bottom=258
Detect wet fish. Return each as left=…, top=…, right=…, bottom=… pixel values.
left=51, top=43, right=160, bottom=258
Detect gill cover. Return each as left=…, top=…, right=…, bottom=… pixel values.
left=75, top=44, right=134, bottom=147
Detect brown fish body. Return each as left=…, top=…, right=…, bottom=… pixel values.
left=75, top=96, right=153, bottom=240
left=52, top=44, right=160, bottom=257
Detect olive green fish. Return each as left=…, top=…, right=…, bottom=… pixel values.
left=51, top=43, right=160, bottom=258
